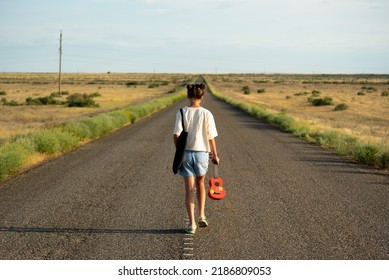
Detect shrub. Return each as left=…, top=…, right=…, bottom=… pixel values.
left=308, top=97, right=333, bottom=106
left=37, top=96, right=59, bottom=105
left=2, top=99, right=23, bottom=106
left=0, top=142, right=30, bottom=179
left=81, top=115, right=113, bottom=139
left=381, top=91, right=389, bottom=96
left=89, top=92, right=102, bottom=98
left=357, top=92, right=365, bottom=96
left=62, top=121, right=92, bottom=140
left=361, top=86, right=376, bottom=92
left=257, top=89, right=266, bottom=93
left=311, top=90, right=321, bottom=96
left=167, top=88, right=176, bottom=94
left=126, top=81, right=145, bottom=87
left=33, top=130, right=61, bottom=154
left=53, top=129, right=79, bottom=152
left=25, top=95, right=63, bottom=105
left=67, top=93, right=99, bottom=108
left=378, top=151, right=389, bottom=169
left=334, top=103, right=348, bottom=111
left=353, top=144, right=379, bottom=165
left=294, top=91, right=310, bottom=96
left=0, top=91, right=6, bottom=95
left=148, top=83, right=160, bottom=88
left=107, top=111, right=129, bottom=128
left=242, top=86, right=251, bottom=95
left=253, top=80, right=269, bottom=84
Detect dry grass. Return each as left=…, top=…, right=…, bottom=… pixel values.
left=0, top=73, right=190, bottom=140
left=207, top=74, right=389, bottom=146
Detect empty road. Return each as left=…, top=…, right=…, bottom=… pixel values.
left=0, top=82, right=388, bottom=259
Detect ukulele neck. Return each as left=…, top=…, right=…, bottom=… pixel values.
left=214, top=164, right=219, bottom=178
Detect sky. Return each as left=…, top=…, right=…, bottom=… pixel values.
left=0, top=0, right=388, bottom=73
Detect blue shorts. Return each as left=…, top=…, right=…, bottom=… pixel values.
left=179, top=151, right=209, bottom=177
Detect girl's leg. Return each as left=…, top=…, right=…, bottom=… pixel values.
left=196, top=175, right=206, bottom=220
left=184, top=176, right=196, bottom=229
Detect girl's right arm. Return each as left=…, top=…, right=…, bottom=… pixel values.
left=209, top=138, right=220, bottom=164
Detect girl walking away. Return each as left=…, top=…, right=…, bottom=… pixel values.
left=173, top=83, right=220, bottom=234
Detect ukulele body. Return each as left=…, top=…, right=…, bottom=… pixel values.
left=208, top=176, right=226, bottom=200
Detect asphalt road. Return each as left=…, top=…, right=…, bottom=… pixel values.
left=0, top=84, right=388, bottom=260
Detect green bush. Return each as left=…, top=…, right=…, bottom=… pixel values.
left=1, top=98, right=23, bottom=106
left=311, top=90, right=321, bottom=96
left=67, top=93, right=99, bottom=108
left=107, top=111, right=129, bottom=128
left=257, top=89, right=266, bottom=93
left=361, top=86, right=377, bottom=92
left=126, top=81, right=145, bottom=87
left=353, top=143, right=379, bottom=165
left=309, top=97, right=333, bottom=106
left=294, top=91, right=310, bottom=96
left=26, top=95, right=61, bottom=105
left=62, top=121, right=93, bottom=140
left=334, top=103, right=348, bottom=111
left=242, top=86, right=251, bottom=95
left=148, top=82, right=160, bottom=88
left=381, top=91, right=389, bottom=96
left=378, top=151, right=389, bottom=169
left=0, top=142, right=29, bottom=179
left=0, top=91, right=6, bottom=95
left=33, top=130, right=61, bottom=154
left=357, top=92, right=365, bottom=96
left=53, top=129, right=79, bottom=152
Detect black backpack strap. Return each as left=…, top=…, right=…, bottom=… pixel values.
left=180, top=108, right=186, bottom=132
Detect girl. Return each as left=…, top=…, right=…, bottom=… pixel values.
left=173, top=83, right=220, bottom=234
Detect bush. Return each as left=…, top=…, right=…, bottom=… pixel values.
left=361, top=86, right=376, bottom=92
left=257, top=89, right=266, bottom=93
left=308, top=97, right=333, bottom=106
left=26, top=95, right=60, bottom=105
left=242, top=86, right=251, bottom=95
left=53, top=129, right=78, bottom=152
left=148, top=83, right=160, bottom=88
left=381, top=91, right=389, bottom=96
left=33, top=130, right=60, bottom=154
left=67, top=93, right=99, bottom=108
left=334, top=103, right=348, bottom=111
left=0, top=91, right=6, bottom=95
left=126, top=81, right=145, bottom=87
left=353, top=144, right=379, bottom=165
left=294, top=91, right=310, bottom=96
left=62, top=121, right=92, bottom=140
left=378, top=151, right=389, bottom=169
left=81, top=115, right=113, bottom=139
left=311, top=90, right=321, bottom=96
left=0, top=142, right=30, bottom=179
left=2, top=99, right=23, bottom=106
left=357, top=92, right=365, bottom=96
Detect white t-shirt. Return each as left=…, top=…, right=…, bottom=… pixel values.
left=173, top=106, right=218, bottom=152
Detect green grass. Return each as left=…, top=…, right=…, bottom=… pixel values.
left=204, top=76, right=389, bottom=170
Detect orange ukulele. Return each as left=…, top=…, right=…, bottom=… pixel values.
left=208, top=165, right=226, bottom=200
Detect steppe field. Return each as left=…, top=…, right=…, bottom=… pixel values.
left=206, top=74, right=389, bottom=148
left=0, top=73, right=191, bottom=141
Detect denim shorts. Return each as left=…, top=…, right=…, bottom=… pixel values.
left=179, top=151, right=209, bottom=177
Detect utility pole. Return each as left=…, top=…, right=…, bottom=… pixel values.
left=58, top=30, right=62, bottom=94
